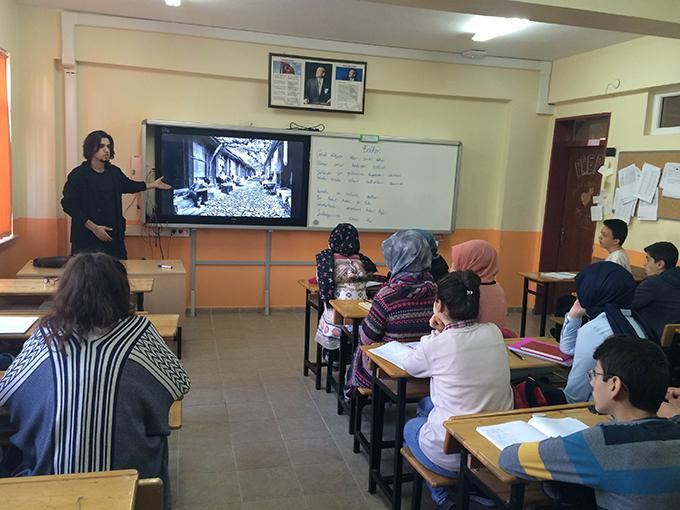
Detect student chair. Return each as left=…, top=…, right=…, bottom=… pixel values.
left=135, top=478, right=163, bottom=510
left=401, top=447, right=457, bottom=510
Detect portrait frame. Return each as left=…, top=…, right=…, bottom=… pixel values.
left=268, top=53, right=367, bottom=114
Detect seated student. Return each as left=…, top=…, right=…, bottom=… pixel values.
left=632, top=241, right=680, bottom=343
left=598, top=219, right=631, bottom=272
left=500, top=336, right=680, bottom=509
left=413, top=229, right=449, bottom=282
left=450, top=240, right=508, bottom=329
left=0, top=253, right=190, bottom=510
left=402, top=271, right=513, bottom=510
left=345, top=230, right=436, bottom=394
left=560, top=261, right=645, bottom=403
left=314, top=223, right=377, bottom=351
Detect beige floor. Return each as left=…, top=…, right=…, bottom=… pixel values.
left=170, top=309, right=542, bottom=510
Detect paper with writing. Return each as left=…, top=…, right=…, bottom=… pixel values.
left=634, top=163, right=661, bottom=203
left=476, top=417, right=589, bottom=450
left=661, top=162, right=680, bottom=199
left=637, top=189, right=658, bottom=221
left=618, top=164, right=639, bottom=204
left=590, top=205, right=604, bottom=221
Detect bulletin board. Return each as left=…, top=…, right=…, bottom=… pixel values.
left=618, top=151, right=680, bottom=221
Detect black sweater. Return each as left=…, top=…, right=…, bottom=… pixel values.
left=631, top=267, right=680, bottom=343
left=61, top=162, right=146, bottom=247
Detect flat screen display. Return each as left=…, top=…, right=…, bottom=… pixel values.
left=153, top=125, right=310, bottom=227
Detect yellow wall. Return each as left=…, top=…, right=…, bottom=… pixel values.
left=0, top=5, right=555, bottom=308
left=550, top=35, right=680, bottom=259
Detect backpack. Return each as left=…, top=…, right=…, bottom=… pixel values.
left=513, top=376, right=567, bottom=409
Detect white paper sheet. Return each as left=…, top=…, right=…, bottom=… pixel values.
left=661, top=162, right=680, bottom=199
left=369, top=341, right=418, bottom=370
left=637, top=189, right=659, bottom=221
left=590, top=205, right=604, bottom=221
left=0, top=316, right=39, bottom=334
left=528, top=417, right=589, bottom=438
left=615, top=198, right=637, bottom=224
left=618, top=164, right=639, bottom=204
left=598, top=164, right=614, bottom=177
left=634, top=163, right=661, bottom=203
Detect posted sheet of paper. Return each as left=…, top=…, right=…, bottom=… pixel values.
left=661, top=162, right=680, bottom=199
left=615, top=198, right=637, bottom=224
left=598, top=165, right=614, bottom=177
left=634, top=163, right=661, bottom=203
left=637, top=189, right=658, bottom=221
left=618, top=164, right=639, bottom=204
left=590, top=205, right=604, bottom=221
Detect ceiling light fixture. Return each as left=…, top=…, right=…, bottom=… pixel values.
left=165, top=0, right=181, bottom=6
left=464, top=16, right=532, bottom=42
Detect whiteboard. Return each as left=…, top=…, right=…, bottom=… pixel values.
left=307, top=135, right=461, bottom=232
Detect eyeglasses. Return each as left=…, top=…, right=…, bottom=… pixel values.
left=43, top=277, right=60, bottom=286
left=586, top=369, right=608, bottom=382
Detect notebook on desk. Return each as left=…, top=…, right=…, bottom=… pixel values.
left=508, top=338, right=573, bottom=366
left=540, top=272, right=577, bottom=280
left=0, top=316, right=39, bottom=335
left=369, top=341, right=419, bottom=370
left=477, top=416, right=589, bottom=450
left=358, top=301, right=372, bottom=312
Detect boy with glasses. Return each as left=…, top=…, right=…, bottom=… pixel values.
left=500, top=336, right=680, bottom=509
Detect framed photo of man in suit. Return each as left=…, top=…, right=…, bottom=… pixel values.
left=268, top=54, right=366, bottom=114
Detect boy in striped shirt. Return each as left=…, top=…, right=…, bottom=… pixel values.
left=499, top=336, right=680, bottom=509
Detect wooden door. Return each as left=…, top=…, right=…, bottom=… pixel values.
left=555, top=146, right=604, bottom=271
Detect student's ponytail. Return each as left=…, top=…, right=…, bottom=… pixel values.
left=436, top=270, right=481, bottom=321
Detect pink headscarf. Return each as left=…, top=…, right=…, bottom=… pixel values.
left=451, top=240, right=507, bottom=327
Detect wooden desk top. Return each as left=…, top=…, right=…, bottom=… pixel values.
left=517, top=272, right=578, bottom=283
left=443, top=405, right=610, bottom=484
left=0, top=313, right=178, bottom=341
left=297, top=279, right=319, bottom=293
left=0, top=278, right=153, bottom=295
left=361, top=337, right=561, bottom=379
left=0, top=469, right=139, bottom=510
left=16, top=259, right=186, bottom=278
left=329, top=299, right=370, bottom=321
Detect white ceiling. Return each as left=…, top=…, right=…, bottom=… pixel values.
left=19, top=0, right=640, bottom=61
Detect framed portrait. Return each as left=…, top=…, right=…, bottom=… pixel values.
left=268, top=53, right=367, bottom=114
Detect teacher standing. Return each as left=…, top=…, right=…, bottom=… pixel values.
left=61, top=130, right=171, bottom=259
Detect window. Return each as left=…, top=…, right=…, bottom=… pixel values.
left=0, top=49, right=12, bottom=241
left=651, top=91, right=680, bottom=135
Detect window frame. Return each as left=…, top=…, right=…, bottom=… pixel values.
left=651, top=90, right=680, bottom=135
left=0, top=47, right=13, bottom=245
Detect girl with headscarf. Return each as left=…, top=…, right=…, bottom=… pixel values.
left=413, top=229, right=449, bottom=282
left=345, top=230, right=437, bottom=394
left=560, top=261, right=646, bottom=403
left=314, top=223, right=377, bottom=350
left=451, top=240, right=508, bottom=328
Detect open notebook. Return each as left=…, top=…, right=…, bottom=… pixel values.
left=0, top=316, right=39, bottom=335
left=368, top=341, right=420, bottom=370
left=477, top=416, right=589, bottom=450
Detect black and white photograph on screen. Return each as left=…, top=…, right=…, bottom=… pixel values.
left=303, top=62, right=333, bottom=107
left=268, top=53, right=366, bottom=114
left=160, top=134, right=304, bottom=219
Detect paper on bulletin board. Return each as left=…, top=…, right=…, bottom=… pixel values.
left=637, top=189, right=659, bottom=221
left=618, top=164, right=639, bottom=204
left=634, top=163, right=661, bottom=203
left=598, top=165, right=614, bottom=177
left=615, top=198, right=637, bottom=224
left=661, top=162, right=680, bottom=199
left=590, top=205, right=604, bottom=221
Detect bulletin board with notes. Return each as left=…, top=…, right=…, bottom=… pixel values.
left=617, top=151, right=680, bottom=221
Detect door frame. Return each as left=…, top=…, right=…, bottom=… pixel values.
left=536, top=113, right=611, bottom=312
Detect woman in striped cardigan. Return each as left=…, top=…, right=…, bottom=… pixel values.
left=345, top=230, right=437, bottom=394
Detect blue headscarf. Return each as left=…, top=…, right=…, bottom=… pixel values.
left=575, top=261, right=638, bottom=336
left=382, top=230, right=432, bottom=277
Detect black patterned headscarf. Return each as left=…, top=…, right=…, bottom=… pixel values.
left=316, top=224, right=377, bottom=305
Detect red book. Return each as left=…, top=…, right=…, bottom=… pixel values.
left=508, top=338, right=573, bottom=366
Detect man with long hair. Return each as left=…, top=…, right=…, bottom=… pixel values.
left=61, top=130, right=171, bottom=259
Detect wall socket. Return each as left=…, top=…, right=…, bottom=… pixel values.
left=126, top=225, right=191, bottom=237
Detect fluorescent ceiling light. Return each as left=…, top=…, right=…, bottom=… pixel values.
left=165, top=0, right=181, bottom=6
left=464, top=16, right=532, bottom=42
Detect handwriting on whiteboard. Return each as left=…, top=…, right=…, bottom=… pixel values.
left=313, top=146, right=401, bottom=224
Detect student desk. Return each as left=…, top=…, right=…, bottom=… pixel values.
left=442, top=404, right=610, bottom=510
left=517, top=272, right=577, bottom=337
left=0, top=469, right=139, bottom=510
left=16, top=259, right=186, bottom=323
left=361, top=339, right=564, bottom=510
left=328, top=299, right=369, bottom=414
left=0, top=313, right=182, bottom=359
left=0, top=278, right=154, bottom=312
left=297, top=279, right=324, bottom=389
